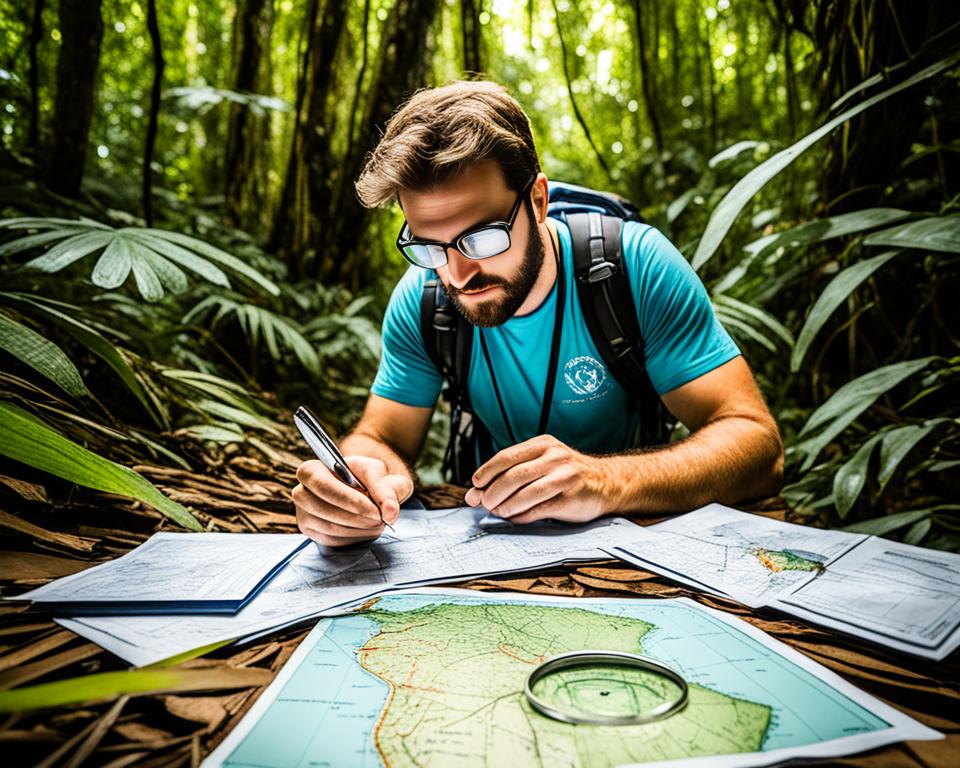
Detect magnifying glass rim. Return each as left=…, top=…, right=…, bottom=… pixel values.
left=524, top=650, right=689, bottom=726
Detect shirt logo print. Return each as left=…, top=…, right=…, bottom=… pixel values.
left=564, top=355, right=607, bottom=396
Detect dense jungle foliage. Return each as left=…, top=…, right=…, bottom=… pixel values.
left=0, top=0, right=958, bottom=547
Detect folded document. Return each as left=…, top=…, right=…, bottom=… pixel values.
left=17, top=532, right=308, bottom=615
left=605, top=504, right=960, bottom=660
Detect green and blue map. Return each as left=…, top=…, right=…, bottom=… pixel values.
left=210, top=591, right=932, bottom=768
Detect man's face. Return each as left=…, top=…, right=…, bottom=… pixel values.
left=398, top=162, right=545, bottom=328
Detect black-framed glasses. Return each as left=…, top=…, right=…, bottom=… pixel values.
left=396, top=176, right=536, bottom=269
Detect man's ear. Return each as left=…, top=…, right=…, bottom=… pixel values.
left=531, top=173, right=549, bottom=223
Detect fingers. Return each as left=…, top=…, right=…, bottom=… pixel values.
left=297, top=504, right=384, bottom=547
left=471, top=435, right=556, bottom=489
left=508, top=495, right=570, bottom=525
left=485, top=476, right=564, bottom=519
left=297, top=460, right=382, bottom=521
left=368, top=474, right=412, bottom=524
left=294, top=458, right=388, bottom=547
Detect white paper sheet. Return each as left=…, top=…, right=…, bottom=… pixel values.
left=604, top=503, right=960, bottom=659
left=604, top=503, right=865, bottom=608
left=774, top=536, right=960, bottom=660
left=18, top=533, right=307, bottom=611
left=58, top=506, right=637, bottom=665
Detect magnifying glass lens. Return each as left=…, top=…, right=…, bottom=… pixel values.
left=531, top=663, right=684, bottom=721
left=524, top=651, right=688, bottom=726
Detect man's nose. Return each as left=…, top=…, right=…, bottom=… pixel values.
left=444, top=247, right=480, bottom=288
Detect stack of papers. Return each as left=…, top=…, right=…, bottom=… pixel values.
left=604, top=504, right=960, bottom=660
left=17, top=533, right=307, bottom=615
left=49, top=506, right=636, bottom=666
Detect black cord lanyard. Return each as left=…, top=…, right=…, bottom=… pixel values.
left=479, top=240, right=565, bottom=445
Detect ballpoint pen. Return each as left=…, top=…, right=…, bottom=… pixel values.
left=293, top=405, right=394, bottom=532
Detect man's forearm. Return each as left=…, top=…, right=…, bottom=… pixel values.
left=601, top=415, right=783, bottom=514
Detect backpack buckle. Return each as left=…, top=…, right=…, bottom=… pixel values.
left=585, top=261, right=617, bottom=283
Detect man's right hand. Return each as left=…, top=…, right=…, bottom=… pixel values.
left=293, top=456, right=411, bottom=547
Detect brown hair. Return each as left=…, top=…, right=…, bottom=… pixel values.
left=355, top=80, right=541, bottom=208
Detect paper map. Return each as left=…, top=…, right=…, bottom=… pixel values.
left=204, top=590, right=940, bottom=768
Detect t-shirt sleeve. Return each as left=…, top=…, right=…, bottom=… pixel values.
left=623, top=223, right=741, bottom=395
left=369, top=267, right=444, bottom=408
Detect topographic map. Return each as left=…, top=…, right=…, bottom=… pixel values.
left=606, top=504, right=866, bottom=607
left=206, top=590, right=937, bottom=768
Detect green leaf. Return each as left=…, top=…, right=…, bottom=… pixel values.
left=708, top=140, right=760, bottom=168
left=712, top=294, right=794, bottom=346
left=833, top=433, right=883, bottom=519
left=2, top=293, right=167, bottom=428
left=140, top=247, right=189, bottom=294
left=130, top=252, right=165, bottom=302
left=793, top=357, right=935, bottom=471
left=691, top=52, right=960, bottom=271
left=904, top=518, right=931, bottom=546
left=91, top=235, right=134, bottom=289
left=877, top=421, right=940, bottom=490
left=0, top=313, right=88, bottom=399
left=127, top=231, right=232, bottom=288
left=863, top=214, right=960, bottom=253
left=24, top=231, right=114, bottom=272
left=0, top=402, right=201, bottom=530
left=714, top=311, right=777, bottom=352
left=184, top=424, right=246, bottom=443
left=0, top=229, right=79, bottom=257
left=841, top=508, right=932, bottom=536
left=140, top=229, right=280, bottom=295
left=0, top=666, right=270, bottom=712
left=791, top=250, right=900, bottom=372
left=195, top=399, right=281, bottom=435
left=742, top=209, right=914, bottom=264
left=0, top=217, right=110, bottom=231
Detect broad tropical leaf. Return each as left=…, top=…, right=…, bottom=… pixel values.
left=0, top=402, right=201, bottom=530
left=877, top=421, right=944, bottom=490
left=863, top=214, right=960, bottom=253
left=841, top=507, right=953, bottom=537
left=743, top=209, right=913, bottom=263
left=833, top=433, right=883, bottom=519
left=0, top=313, right=88, bottom=398
left=184, top=297, right=319, bottom=377
left=2, top=293, right=168, bottom=428
left=0, top=218, right=279, bottom=300
left=793, top=357, right=935, bottom=470
left=691, top=52, right=960, bottom=271
left=791, top=250, right=901, bottom=371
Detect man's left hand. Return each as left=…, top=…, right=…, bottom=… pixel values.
left=463, top=435, right=614, bottom=524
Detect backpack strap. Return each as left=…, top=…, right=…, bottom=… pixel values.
left=566, top=212, right=669, bottom=445
left=420, top=277, right=487, bottom=483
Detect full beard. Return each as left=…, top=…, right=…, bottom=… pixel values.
left=446, top=219, right=546, bottom=328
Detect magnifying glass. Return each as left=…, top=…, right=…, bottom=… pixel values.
left=524, top=650, right=688, bottom=726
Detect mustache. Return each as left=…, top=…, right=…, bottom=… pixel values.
left=447, top=274, right=507, bottom=294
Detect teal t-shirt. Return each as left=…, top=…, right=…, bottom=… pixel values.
left=370, top=220, right=740, bottom=454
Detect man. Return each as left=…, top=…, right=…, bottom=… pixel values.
left=293, top=81, right=783, bottom=547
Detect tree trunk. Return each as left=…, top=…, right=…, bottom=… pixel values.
left=270, top=0, right=320, bottom=254
left=631, top=0, right=664, bottom=155
left=273, top=0, right=350, bottom=277
left=326, top=0, right=443, bottom=289
left=551, top=0, right=611, bottom=180
left=225, top=0, right=274, bottom=232
left=143, top=0, right=164, bottom=227
left=461, top=0, right=483, bottom=74
left=28, top=0, right=44, bottom=155
left=699, top=1, right=718, bottom=149
left=46, top=0, right=104, bottom=196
